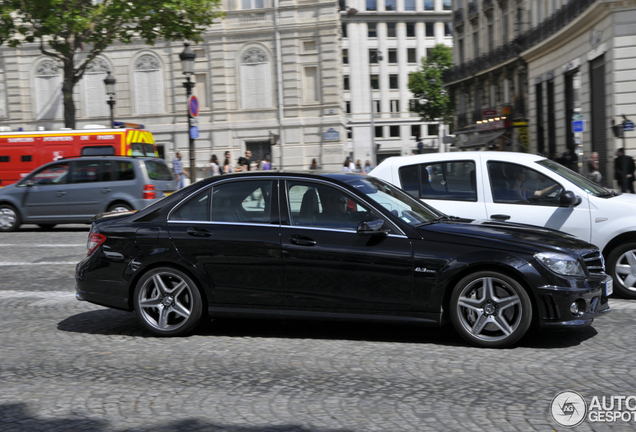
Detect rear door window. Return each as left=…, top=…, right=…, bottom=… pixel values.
left=399, top=160, right=476, bottom=201
left=210, top=180, right=273, bottom=224
left=114, top=161, right=135, bottom=181
left=71, top=160, right=102, bottom=183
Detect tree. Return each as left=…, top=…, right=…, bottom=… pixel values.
left=0, top=0, right=223, bottom=128
left=408, top=44, right=453, bottom=125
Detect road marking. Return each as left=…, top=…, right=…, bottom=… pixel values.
left=0, top=262, right=78, bottom=266
left=0, top=244, right=84, bottom=247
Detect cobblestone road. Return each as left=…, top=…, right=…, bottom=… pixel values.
left=1, top=226, right=636, bottom=431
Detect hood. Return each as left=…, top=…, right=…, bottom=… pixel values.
left=418, top=218, right=595, bottom=256
left=0, top=183, right=17, bottom=194
left=601, top=191, right=636, bottom=205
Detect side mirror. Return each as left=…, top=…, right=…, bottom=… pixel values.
left=357, top=217, right=389, bottom=236
left=560, top=190, right=581, bottom=207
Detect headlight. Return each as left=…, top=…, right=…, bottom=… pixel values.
left=535, top=252, right=585, bottom=276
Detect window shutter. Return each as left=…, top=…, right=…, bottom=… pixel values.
left=84, top=73, right=109, bottom=118
left=35, top=75, right=63, bottom=120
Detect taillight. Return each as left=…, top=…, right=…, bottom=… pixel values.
left=143, top=184, right=156, bottom=199
left=87, top=233, right=106, bottom=256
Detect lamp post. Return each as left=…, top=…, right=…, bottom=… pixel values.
left=370, top=50, right=382, bottom=167
left=179, top=43, right=197, bottom=182
left=104, top=71, right=116, bottom=128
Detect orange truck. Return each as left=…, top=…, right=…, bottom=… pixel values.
left=0, top=127, right=158, bottom=187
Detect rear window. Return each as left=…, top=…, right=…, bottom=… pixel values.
left=145, top=160, right=174, bottom=181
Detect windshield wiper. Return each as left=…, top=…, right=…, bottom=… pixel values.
left=596, top=191, right=618, bottom=198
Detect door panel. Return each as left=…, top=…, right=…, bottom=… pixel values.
left=22, top=161, right=70, bottom=219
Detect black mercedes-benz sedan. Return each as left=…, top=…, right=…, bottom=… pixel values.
left=75, top=172, right=611, bottom=348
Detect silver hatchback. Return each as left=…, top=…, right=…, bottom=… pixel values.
left=0, top=156, right=176, bottom=231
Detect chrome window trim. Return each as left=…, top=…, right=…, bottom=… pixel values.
left=167, top=220, right=279, bottom=228
left=281, top=224, right=408, bottom=238
left=281, top=175, right=406, bottom=237
left=167, top=185, right=213, bottom=221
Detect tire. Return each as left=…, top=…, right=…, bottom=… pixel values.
left=450, top=271, right=532, bottom=348
left=0, top=204, right=21, bottom=232
left=606, top=242, right=636, bottom=299
left=133, top=267, right=203, bottom=337
left=38, top=224, right=56, bottom=230
left=107, top=203, right=132, bottom=213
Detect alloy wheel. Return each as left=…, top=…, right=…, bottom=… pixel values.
left=137, top=271, right=195, bottom=333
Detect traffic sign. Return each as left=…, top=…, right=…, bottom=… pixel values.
left=624, top=120, right=635, bottom=132
left=188, top=95, right=199, bottom=117
left=572, top=120, right=585, bottom=133
left=190, top=126, right=199, bottom=139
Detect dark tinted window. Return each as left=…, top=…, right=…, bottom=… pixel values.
left=145, top=160, right=174, bottom=181
left=488, top=161, right=562, bottom=205
left=170, top=188, right=210, bottom=221
left=81, top=146, right=115, bottom=156
left=30, top=162, right=69, bottom=185
left=72, top=160, right=102, bottom=183
left=399, top=165, right=420, bottom=197
left=0, top=156, right=9, bottom=162
left=420, top=161, right=477, bottom=201
left=21, top=155, right=32, bottom=162
left=115, top=161, right=135, bottom=181
left=211, top=180, right=273, bottom=223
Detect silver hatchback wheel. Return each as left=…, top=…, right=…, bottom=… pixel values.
left=0, top=205, right=20, bottom=232
left=450, top=271, right=532, bottom=348
left=133, top=268, right=203, bottom=336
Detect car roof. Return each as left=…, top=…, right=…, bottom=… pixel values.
left=376, top=151, right=547, bottom=168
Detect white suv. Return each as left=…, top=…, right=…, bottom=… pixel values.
left=371, top=151, right=636, bottom=298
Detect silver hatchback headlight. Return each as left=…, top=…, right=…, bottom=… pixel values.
left=535, top=252, right=585, bottom=276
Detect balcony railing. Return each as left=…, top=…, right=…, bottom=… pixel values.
left=444, top=0, right=598, bottom=83
left=454, top=8, right=464, bottom=24
left=483, top=0, right=494, bottom=9
left=468, top=1, right=478, bottom=18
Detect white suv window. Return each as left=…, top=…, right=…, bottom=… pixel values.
left=398, top=160, right=477, bottom=201
left=488, top=161, right=562, bottom=205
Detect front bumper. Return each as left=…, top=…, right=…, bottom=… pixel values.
left=536, top=275, right=611, bottom=329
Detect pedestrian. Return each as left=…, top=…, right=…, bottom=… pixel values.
left=614, top=148, right=635, bottom=193
left=172, top=151, right=190, bottom=189
left=559, top=147, right=578, bottom=172
left=342, top=157, right=355, bottom=172
left=364, top=160, right=372, bottom=174
left=238, top=150, right=252, bottom=171
left=209, top=154, right=221, bottom=176
left=417, top=139, right=424, bottom=154
left=261, top=155, right=272, bottom=170
left=355, top=159, right=363, bottom=172
left=309, top=158, right=320, bottom=170
left=223, top=151, right=234, bottom=174
left=587, top=152, right=602, bottom=185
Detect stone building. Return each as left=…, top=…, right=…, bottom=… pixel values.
left=0, top=0, right=347, bottom=175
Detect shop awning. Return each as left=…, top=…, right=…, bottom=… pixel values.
left=460, top=130, right=506, bottom=149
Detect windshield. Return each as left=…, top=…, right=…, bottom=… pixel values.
left=144, top=160, right=174, bottom=181
left=131, top=143, right=157, bottom=157
left=536, top=159, right=611, bottom=196
left=344, top=176, right=443, bottom=226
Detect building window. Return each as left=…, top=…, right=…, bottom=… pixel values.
left=426, top=48, right=433, bottom=58
left=488, top=23, right=494, bottom=52
left=367, top=0, right=376, bottom=11
left=459, top=39, right=465, bottom=64
left=134, top=54, right=164, bottom=115
left=424, top=0, right=434, bottom=10
left=407, top=48, right=416, bottom=63
left=370, top=75, right=379, bottom=90
left=240, top=47, right=272, bottom=109
left=445, top=22, right=452, bottom=37
left=34, top=59, right=63, bottom=120
left=342, top=24, right=347, bottom=37
left=343, top=49, right=348, bottom=64
left=390, top=125, right=400, bottom=137
left=347, top=128, right=353, bottom=139
left=83, top=57, right=110, bottom=118
left=503, top=13, right=509, bottom=44
left=425, top=23, right=434, bottom=37
left=388, top=49, right=397, bottom=63
left=344, top=76, right=350, bottom=90
left=303, top=40, right=316, bottom=52
left=411, top=124, right=421, bottom=138
left=406, top=23, right=415, bottom=37
left=389, top=75, right=398, bottom=89
left=194, top=73, right=209, bottom=109
left=370, top=49, right=379, bottom=63
left=304, top=66, right=319, bottom=103
left=375, top=126, right=383, bottom=138
left=242, top=0, right=264, bottom=9
left=473, top=31, right=479, bottom=58
left=428, top=124, right=438, bottom=135
left=345, top=101, right=351, bottom=113
left=368, top=23, right=377, bottom=38
left=387, top=23, right=396, bottom=37
left=404, top=0, right=415, bottom=11
left=385, top=0, right=396, bottom=11
left=390, top=100, right=399, bottom=112
left=373, top=100, right=380, bottom=113
left=442, top=0, right=451, bottom=10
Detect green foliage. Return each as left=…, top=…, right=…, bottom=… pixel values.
left=0, top=0, right=224, bottom=127
left=408, top=44, right=453, bottom=123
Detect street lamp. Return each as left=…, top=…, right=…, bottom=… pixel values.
left=104, top=71, right=116, bottom=128
left=370, top=50, right=382, bottom=167
left=179, top=42, right=197, bottom=182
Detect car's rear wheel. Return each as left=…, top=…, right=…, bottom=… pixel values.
left=133, top=267, right=203, bottom=337
left=450, top=271, right=532, bottom=348
left=607, top=242, right=636, bottom=299
left=0, top=204, right=21, bottom=232
left=108, top=203, right=132, bottom=213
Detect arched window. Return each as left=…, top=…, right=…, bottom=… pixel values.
left=134, top=54, right=164, bottom=115
left=83, top=57, right=110, bottom=118
left=240, top=47, right=271, bottom=109
left=34, top=59, right=63, bottom=120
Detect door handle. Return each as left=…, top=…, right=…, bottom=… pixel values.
left=187, top=227, right=212, bottom=237
left=56, top=191, right=66, bottom=197
left=290, top=235, right=316, bottom=246
left=101, top=188, right=112, bottom=194
left=490, top=214, right=511, bottom=221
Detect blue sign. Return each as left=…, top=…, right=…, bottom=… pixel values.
left=572, top=120, right=585, bottom=133
left=323, top=128, right=339, bottom=141
left=190, top=126, right=199, bottom=139
left=624, top=120, right=635, bottom=132
left=188, top=96, right=199, bottom=117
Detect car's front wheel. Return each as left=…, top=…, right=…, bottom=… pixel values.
left=607, top=242, right=636, bottom=299
left=133, top=267, right=203, bottom=337
left=450, top=271, right=532, bottom=348
left=0, top=204, right=21, bottom=232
